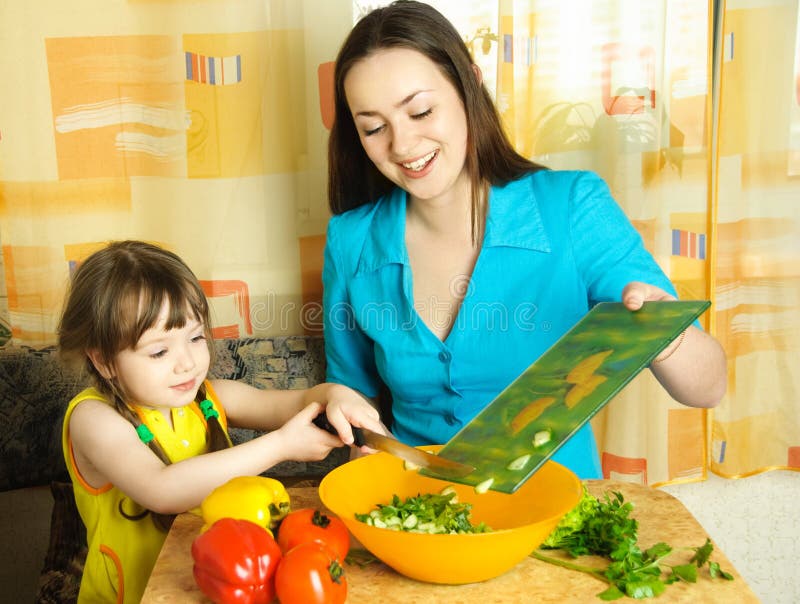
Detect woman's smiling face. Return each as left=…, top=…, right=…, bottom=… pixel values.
left=344, top=47, right=471, bottom=207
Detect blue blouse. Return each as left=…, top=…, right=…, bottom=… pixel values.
left=322, top=170, right=677, bottom=479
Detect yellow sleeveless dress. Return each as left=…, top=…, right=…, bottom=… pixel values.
left=62, top=380, right=229, bottom=604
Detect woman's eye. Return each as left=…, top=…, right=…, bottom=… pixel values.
left=150, top=349, right=167, bottom=359
left=364, top=124, right=384, bottom=136
left=411, top=108, right=432, bottom=120
left=191, top=334, right=206, bottom=343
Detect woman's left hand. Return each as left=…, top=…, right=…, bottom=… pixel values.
left=621, top=281, right=685, bottom=363
left=620, top=281, right=726, bottom=407
left=621, top=281, right=675, bottom=310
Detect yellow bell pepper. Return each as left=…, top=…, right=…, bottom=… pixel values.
left=201, top=476, right=290, bottom=533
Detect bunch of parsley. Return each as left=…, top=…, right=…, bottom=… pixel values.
left=533, top=487, right=733, bottom=600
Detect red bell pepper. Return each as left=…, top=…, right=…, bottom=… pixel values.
left=192, top=517, right=282, bottom=604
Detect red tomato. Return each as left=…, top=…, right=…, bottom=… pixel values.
left=275, top=542, right=347, bottom=604
left=277, top=508, right=350, bottom=560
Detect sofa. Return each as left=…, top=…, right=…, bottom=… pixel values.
left=0, top=335, right=350, bottom=602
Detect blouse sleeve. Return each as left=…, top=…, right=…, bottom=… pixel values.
left=322, top=216, right=381, bottom=398
left=569, top=172, right=677, bottom=304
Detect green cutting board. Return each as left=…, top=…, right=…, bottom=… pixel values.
left=420, top=300, right=711, bottom=493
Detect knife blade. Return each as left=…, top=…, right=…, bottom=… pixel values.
left=312, top=413, right=474, bottom=479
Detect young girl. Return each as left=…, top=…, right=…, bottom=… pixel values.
left=58, top=240, right=381, bottom=604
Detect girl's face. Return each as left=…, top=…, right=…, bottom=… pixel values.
left=344, top=47, right=470, bottom=207
left=110, top=302, right=210, bottom=410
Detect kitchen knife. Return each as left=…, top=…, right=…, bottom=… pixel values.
left=312, top=413, right=475, bottom=479
left=421, top=301, right=711, bottom=493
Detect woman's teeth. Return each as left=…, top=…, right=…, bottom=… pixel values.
left=402, top=150, right=436, bottom=171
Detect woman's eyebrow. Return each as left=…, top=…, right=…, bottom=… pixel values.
left=354, top=89, right=433, bottom=117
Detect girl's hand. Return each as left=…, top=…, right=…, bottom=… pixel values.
left=276, top=402, right=343, bottom=462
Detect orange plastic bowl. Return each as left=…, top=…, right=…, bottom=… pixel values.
left=318, top=446, right=582, bottom=585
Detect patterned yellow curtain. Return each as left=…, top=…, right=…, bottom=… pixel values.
left=711, top=0, right=800, bottom=477
left=489, top=0, right=715, bottom=485
left=0, top=0, right=349, bottom=347
left=489, top=0, right=800, bottom=482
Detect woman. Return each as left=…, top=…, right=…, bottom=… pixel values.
left=322, top=0, right=726, bottom=478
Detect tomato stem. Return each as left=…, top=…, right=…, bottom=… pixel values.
left=312, top=509, right=332, bottom=528
left=329, top=559, right=345, bottom=584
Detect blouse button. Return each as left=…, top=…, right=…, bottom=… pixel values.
left=438, top=351, right=451, bottom=363
left=178, top=409, right=184, bottom=417
left=181, top=439, right=190, bottom=447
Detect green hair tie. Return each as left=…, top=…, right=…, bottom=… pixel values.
left=136, top=424, right=154, bottom=444
left=199, top=399, right=219, bottom=420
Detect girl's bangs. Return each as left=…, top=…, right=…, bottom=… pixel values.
left=114, top=274, right=208, bottom=351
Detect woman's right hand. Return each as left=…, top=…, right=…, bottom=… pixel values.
left=275, top=401, right=344, bottom=462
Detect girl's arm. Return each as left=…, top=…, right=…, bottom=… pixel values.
left=210, top=379, right=385, bottom=443
left=68, top=397, right=340, bottom=515
left=623, top=282, right=727, bottom=407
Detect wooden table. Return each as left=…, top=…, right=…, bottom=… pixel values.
left=142, top=480, right=760, bottom=603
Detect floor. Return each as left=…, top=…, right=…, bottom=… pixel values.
left=662, top=469, right=799, bottom=604
left=0, top=486, right=52, bottom=603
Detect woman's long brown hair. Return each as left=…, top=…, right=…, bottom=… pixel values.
left=327, top=0, right=545, bottom=241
